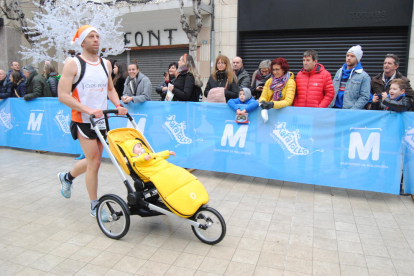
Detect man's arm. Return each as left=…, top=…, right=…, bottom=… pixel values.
left=318, top=71, right=335, bottom=108
left=24, top=78, right=43, bottom=100
left=350, top=73, right=371, bottom=110
left=58, top=59, right=103, bottom=118
left=132, top=77, right=152, bottom=103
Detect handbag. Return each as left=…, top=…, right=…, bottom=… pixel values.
left=206, top=81, right=228, bottom=103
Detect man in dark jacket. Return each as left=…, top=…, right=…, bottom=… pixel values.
left=232, top=56, right=250, bottom=88
left=371, top=54, right=413, bottom=101
left=4, top=61, right=25, bottom=88
left=22, top=65, right=52, bottom=100
left=0, top=69, right=11, bottom=98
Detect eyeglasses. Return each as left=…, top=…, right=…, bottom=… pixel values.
left=272, top=68, right=281, bottom=71
left=217, top=62, right=225, bottom=65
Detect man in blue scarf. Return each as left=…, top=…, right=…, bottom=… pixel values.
left=328, top=45, right=370, bottom=109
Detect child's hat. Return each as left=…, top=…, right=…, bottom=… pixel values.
left=241, top=87, right=252, bottom=100
left=71, top=25, right=99, bottom=46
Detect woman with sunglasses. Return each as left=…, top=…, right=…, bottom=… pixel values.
left=259, top=57, right=296, bottom=110
left=204, top=55, right=239, bottom=102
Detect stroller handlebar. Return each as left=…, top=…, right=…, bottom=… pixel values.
left=90, top=109, right=133, bottom=128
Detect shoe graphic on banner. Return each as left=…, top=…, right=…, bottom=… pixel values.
left=0, top=108, right=13, bottom=130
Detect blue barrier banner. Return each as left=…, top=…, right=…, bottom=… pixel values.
left=0, top=98, right=408, bottom=194
left=402, top=112, right=414, bottom=194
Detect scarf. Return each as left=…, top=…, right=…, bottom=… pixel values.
left=270, top=72, right=290, bottom=101
left=254, top=70, right=271, bottom=87
left=178, top=65, right=188, bottom=75
left=341, top=62, right=363, bottom=80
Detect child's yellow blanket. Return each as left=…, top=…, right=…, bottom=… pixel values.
left=121, top=139, right=209, bottom=218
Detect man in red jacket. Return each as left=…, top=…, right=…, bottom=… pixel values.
left=293, top=50, right=335, bottom=108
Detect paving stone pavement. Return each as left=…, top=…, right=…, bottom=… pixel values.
left=1, top=147, right=414, bottom=276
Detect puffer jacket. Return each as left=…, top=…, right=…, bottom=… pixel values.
left=0, top=79, right=13, bottom=99
left=123, top=72, right=152, bottom=103
left=172, top=70, right=201, bottom=102
left=371, top=71, right=414, bottom=100
left=328, top=67, right=370, bottom=109
left=294, top=64, right=335, bottom=108
left=259, top=72, right=296, bottom=109
left=204, top=71, right=240, bottom=102
left=46, top=72, right=60, bottom=97
left=24, top=70, right=52, bottom=100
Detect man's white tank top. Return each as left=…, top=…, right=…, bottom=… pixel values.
left=71, top=55, right=109, bottom=124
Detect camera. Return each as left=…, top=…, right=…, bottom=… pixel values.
left=163, top=72, right=168, bottom=77
left=376, top=93, right=382, bottom=99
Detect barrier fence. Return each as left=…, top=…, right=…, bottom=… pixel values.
left=1, top=98, right=413, bottom=195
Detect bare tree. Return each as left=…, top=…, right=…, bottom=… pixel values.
left=178, top=0, right=202, bottom=61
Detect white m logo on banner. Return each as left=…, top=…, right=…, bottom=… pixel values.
left=127, top=118, right=146, bottom=134
left=221, top=124, right=248, bottom=148
left=348, top=132, right=380, bottom=161
left=28, top=112, right=44, bottom=131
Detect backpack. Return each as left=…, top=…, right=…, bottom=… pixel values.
left=71, top=54, right=108, bottom=92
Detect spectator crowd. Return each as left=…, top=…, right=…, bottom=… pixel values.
left=1, top=45, right=413, bottom=114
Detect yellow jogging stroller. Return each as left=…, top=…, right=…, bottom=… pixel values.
left=91, top=110, right=226, bottom=245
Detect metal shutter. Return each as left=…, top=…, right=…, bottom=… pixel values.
left=109, top=47, right=187, bottom=100
left=238, top=27, right=409, bottom=78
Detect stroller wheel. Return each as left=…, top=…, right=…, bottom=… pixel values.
left=96, top=195, right=130, bottom=240
left=191, top=207, right=226, bottom=245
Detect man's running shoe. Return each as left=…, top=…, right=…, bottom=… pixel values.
left=58, top=172, right=72, bottom=199
left=90, top=207, right=109, bottom=222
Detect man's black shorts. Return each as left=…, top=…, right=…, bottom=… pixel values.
left=70, top=121, right=106, bottom=140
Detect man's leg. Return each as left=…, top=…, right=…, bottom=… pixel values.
left=76, top=133, right=104, bottom=201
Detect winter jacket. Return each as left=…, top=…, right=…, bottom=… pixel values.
left=328, top=67, right=370, bottom=109
left=371, top=95, right=412, bottom=112
left=228, top=97, right=259, bottom=113
left=123, top=72, right=152, bottom=103
left=204, top=71, right=240, bottom=102
left=371, top=71, right=414, bottom=100
left=172, top=70, right=202, bottom=102
left=12, top=79, right=27, bottom=98
left=4, top=70, right=25, bottom=88
left=0, top=79, right=13, bottom=99
left=46, top=72, right=60, bottom=97
left=24, top=71, right=52, bottom=100
left=114, top=76, right=125, bottom=100
left=294, top=64, right=335, bottom=108
left=259, top=72, right=296, bottom=109
left=236, top=67, right=251, bottom=88
left=155, top=76, right=175, bottom=101
left=250, top=69, right=272, bottom=99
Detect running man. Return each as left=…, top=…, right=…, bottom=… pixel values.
left=58, top=25, right=127, bottom=217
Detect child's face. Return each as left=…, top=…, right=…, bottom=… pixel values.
left=239, top=90, right=245, bottom=102
left=389, top=83, right=405, bottom=100
left=133, top=143, right=143, bottom=155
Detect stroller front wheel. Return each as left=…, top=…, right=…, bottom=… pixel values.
left=96, top=195, right=130, bottom=240
left=191, top=207, right=226, bottom=245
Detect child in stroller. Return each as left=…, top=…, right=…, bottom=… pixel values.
left=92, top=111, right=226, bottom=244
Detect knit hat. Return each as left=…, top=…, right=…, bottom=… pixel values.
left=71, top=25, right=99, bottom=46
left=259, top=60, right=271, bottom=69
left=241, top=87, right=252, bottom=100
left=347, top=45, right=363, bottom=62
